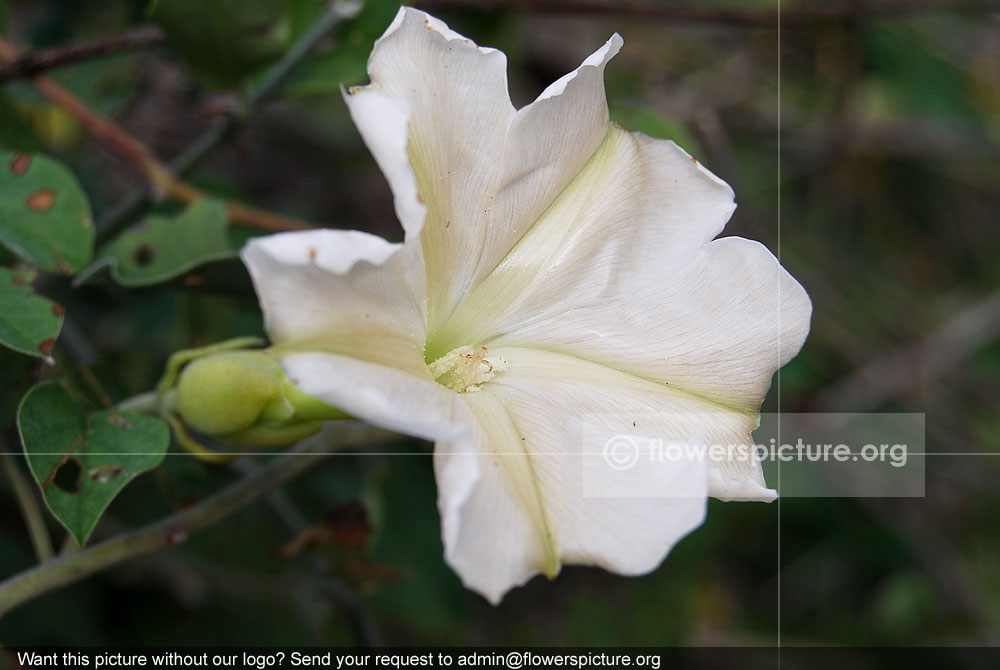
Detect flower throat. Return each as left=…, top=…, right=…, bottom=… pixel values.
left=429, top=345, right=507, bottom=393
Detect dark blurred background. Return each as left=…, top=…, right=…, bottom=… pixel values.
left=1, top=0, right=998, bottom=650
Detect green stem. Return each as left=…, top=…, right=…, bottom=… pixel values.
left=250, top=0, right=360, bottom=107
left=95, top=0, right=360, bottom=244
left=0, top=441, right=54, bottom=564
left=115, top=391, right=160, bottom=413
left=0, top=422, right=395, bottom=619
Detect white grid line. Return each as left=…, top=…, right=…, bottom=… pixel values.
left=777, top=0, right=783, bottom=654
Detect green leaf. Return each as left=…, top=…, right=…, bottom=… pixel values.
left=17, top=382, right=170, bottom=545
left=0, top=267, right=63, bottom=361
left=151, top=0, right=291, bottom=89
left=0, top=150, right=94, bottom=274
left=77, top=198, right=235, bottom=287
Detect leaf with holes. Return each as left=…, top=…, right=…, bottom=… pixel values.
left=0, top=150, right=94, bottom=274
left=77, top=198, right=235, bottom=287
left=0, top=267, right=64, bottom=361
left=17, top=382, right=170, bottom=545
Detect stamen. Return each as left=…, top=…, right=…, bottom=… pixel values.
left=429, top=345, right=508, bottom=393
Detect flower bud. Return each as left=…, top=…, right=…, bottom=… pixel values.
left=173, top=350, right=347, bottom=445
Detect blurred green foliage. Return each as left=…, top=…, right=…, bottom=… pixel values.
left=150, top=0, right=291, bottom=89
left=0, top=0, right=998, bottom=653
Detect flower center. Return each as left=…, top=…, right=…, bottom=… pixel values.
left=428, top=345, right=507, bottom=393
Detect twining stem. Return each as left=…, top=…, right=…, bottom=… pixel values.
left=0, top=441, right=54, bottom=564
left=0, top=37, right=307, bottom=233
left=0, top=423, right=396, bottom=619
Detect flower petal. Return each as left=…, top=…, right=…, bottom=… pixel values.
left=420, top=122, right=810, bottom=497
left=280, top=351, right=468, bottom=444
left=426, top=126, right=738, bottom=359
left=465, top=33, right=623, bottom=309
left=486, top=235, right=809, bottom=499
left=436, top=347, right=715, bottom=604
left=349, top=7, right=623, bottom=331
left=434, top=392, right=553, bottom=605
left=493, top=346, right=775, bottom=500
left=489, top=237, right=810, bottom=412
left=241, top=230, right=427, bottom=373
left=342, top=86, right=425, bottom=241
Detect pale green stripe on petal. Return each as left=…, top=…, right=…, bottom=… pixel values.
left=462, top=390, right=560, bottom=578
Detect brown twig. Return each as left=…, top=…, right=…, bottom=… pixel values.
left=415, top=0, right=1000, bottom=26
left=0, top=26, right=166, bottom=83
left=0, top=36, right=308, bottom=233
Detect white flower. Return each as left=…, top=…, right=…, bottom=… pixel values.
left=241, top=7, right=811, bottom=604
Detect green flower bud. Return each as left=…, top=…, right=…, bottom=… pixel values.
left=172, top=350, right=348, bottom=445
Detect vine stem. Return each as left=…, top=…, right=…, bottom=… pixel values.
left=0, top=440, right=54, bottom=564
left=0, top=423, right=396, bottom=619
left=0, top=37, right=307, bottom=233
